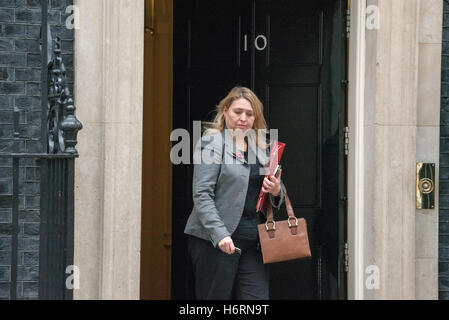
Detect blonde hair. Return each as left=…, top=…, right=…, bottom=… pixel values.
left=203, top=86, right=269, bottom=149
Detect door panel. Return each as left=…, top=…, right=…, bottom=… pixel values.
left=267, top=8, right=322, bottom=66
left=254, top=0, right=346, bottom=299
left=172, top=0, right=251, bottom=299
left=172, top=0, right=347, bottom=300
left=267, top=85, right=321, bottom=207
left=188, top=16, right=240, bottom=68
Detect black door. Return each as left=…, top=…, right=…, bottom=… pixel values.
left=172, top=0, right=347, bottom=300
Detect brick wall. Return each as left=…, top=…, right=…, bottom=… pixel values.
left=441, top=0, right=449, bottom=301
left=0, top=0, right=73, bottom=299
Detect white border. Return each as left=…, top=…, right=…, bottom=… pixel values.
left=347, top=0, right=366, bottom=300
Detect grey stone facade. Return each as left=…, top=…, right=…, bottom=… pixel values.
left=0, top=0, right=73, bottom=299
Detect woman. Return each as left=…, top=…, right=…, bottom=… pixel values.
left=184, top=86, right=286, bottom=300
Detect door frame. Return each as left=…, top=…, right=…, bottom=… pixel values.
left=139, top=0, right=366, bottom=300
left=347, top=0, right=366, bottom=300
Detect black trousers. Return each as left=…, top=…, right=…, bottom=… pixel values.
left=188, top=235, right=269, bottom=300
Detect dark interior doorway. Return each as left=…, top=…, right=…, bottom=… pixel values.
left=172, top=0, right=348, bottom=299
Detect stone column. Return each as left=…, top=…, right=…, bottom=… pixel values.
left=73, top=0, right=104, bottom=299
left=100, top=0, right=144, bottom=300
left=363, top=0, right=420, bottom=299
left=415, top=0, right=442, bottom=300
left=74, top=0, right=144, bottom=299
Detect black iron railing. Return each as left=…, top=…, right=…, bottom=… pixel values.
left=0, top=0, right=81, bottom=300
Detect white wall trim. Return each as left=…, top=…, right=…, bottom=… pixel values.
left=347, top=0, right=366, bottom=300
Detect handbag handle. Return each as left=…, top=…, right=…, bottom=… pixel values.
left=265, top=192, right=298, bottom=231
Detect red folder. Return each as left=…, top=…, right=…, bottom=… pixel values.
left=256, top=140, right=286, bottom=212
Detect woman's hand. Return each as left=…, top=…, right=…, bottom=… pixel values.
left=262, top=168, right=282, bottom=196
left=218, top=236, right=235, bottom=255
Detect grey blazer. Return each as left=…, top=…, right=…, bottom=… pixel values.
left=184, top=129, right=286, bottom=247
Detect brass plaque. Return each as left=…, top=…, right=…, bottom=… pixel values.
left=416, top=163, right=435, bottom=210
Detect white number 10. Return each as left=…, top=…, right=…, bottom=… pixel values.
left=243, top=34, right=268, bottom=51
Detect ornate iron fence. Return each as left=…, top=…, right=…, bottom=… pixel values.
left=0, top=0, right=81, bottom=299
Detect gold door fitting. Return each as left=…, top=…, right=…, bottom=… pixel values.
left=416, top=163, right=435, bottom=210
left=145, top=0, right=155, bottom=36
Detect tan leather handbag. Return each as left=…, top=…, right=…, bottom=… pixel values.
left=258, top=193, right=312, bottom=264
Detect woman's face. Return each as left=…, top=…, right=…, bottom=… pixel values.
left=224, top=98, right=255, bottom=132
